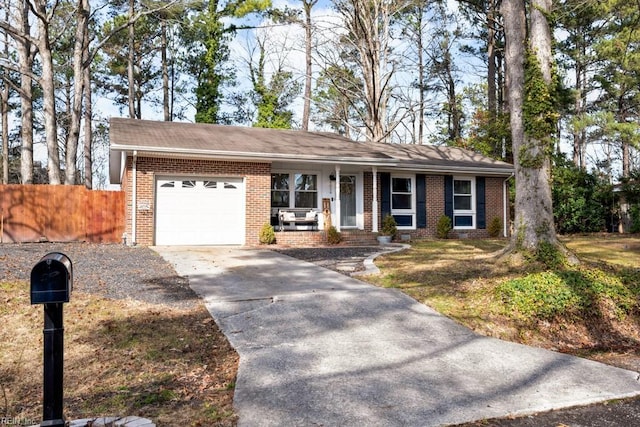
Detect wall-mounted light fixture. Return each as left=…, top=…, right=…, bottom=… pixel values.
left=329, top=174, right=336, bottom=181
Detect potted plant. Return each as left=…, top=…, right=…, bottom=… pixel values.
left=378, top=214, right=397, bottom=244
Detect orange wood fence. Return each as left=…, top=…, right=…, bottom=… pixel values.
left=0, top=185, right=125, bottom=243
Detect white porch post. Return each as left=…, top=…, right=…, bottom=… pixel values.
left=335, top=165, right=341, bottom=231
left=372, top=166, right=378, bottom=232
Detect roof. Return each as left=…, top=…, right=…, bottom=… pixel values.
left=109, top=118, right=513, bottom=183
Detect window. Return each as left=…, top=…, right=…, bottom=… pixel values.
left=295, top=174, right=317, bottom=208
left=182, top=180, right=196, bottom=188
left=391, top=175, right=415, bottom=228
left=453, top=177, right=475, bottom=228
left=271, top=173, right=318, bottom=209
left=392, top=177, right=412, bottom=209
left=271, top=174, right=290, bottom=208
left=160, top=181, right=175, bottom=188
left=203, top=180, right=217, bottom=189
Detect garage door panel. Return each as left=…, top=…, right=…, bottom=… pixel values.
left=155, top=177, right=245, bottom=245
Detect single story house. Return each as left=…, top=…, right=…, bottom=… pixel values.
left=109, top=118, right=514, bottom=246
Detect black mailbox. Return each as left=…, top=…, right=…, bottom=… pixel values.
left=30, top=252, right=73, bottom=304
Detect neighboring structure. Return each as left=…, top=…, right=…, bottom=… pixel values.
left=109, top=118, right=514, bottom=246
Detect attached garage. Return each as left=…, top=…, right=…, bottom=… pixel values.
left=155, top=177, right=245, bottom=245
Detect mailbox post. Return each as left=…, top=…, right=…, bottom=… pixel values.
left=31, top=252, right=73, bottom=427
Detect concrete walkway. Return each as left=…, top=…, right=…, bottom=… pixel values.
left=155, top=246, right=640, bottom=427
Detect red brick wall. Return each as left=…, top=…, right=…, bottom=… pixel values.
left=485, top=176, right=507, bottom=235
left=363, top=172, right=373, bottom=231
left=122, top=156, right=270, bottom=246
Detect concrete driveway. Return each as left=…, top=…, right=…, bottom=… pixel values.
left=155, top=246, right=640, bottom=427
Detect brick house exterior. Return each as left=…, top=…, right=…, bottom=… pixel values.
left=110, top=118, right=513, bottom=246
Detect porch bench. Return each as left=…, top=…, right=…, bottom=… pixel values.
left=278, top=209, right=318, bottom=231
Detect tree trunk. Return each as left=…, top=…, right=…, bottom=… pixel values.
left=18, top=0, right=33, bottom=184
left=504, top=0, right=558, bottom=251
left=301, top=0, right=317, bottom=131
left=33, top=0, right=61, bottom=184
left=416, top=10, right=424, bottom=144
left=161, top=18, right=170, bottom=121
left=445, top=49, right=460, bottom=142
left=487, top=1, right=497, bottom=117
left=65, top=0, right=90, bottom=185
left=572, top=35, right=587, bottom=169
left=128, top=0, right=136, bottom=118
left=83, top=21, right=93, bottom=189
left=1, top=11, right=9, bottom=184
left=1, top=81, right=8, bottom=184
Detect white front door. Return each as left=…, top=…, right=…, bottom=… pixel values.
left=340, top=175, right=357, bottom=227
left=155, top=177, right=245, bottom=245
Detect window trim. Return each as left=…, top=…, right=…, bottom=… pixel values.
left=453, top=176, right=476, bottom=230
left=390, top=174, right=416, bottom=229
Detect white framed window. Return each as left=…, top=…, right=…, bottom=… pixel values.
left=391, top=175, right=416, bottom=228
left=271, top=172, right=318, bottom=209
left=453, top=177, right=475, bottom=229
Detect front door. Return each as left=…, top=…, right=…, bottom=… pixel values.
left=340, top=175, right=357, bottom=227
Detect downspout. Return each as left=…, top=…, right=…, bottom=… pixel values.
left=335, top=165, right=341, bottom=232
left=132, top=150, right=137, bottom=245
left=372, top=167, right=378, bottom=232
left=503, top=173, right=514, bottom=238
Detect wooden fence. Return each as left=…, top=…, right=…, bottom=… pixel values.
left=0, top=185, right=125, bottom=243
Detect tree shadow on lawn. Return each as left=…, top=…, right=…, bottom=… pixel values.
left=368, top=239, right=640, bottom=366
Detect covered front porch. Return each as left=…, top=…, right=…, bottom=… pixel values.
left=270, top=163, right=383, bottom=235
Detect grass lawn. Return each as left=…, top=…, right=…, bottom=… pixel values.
left=0, top=283, right=238, bottom=426
left=364, top=234, right=640, bottom=371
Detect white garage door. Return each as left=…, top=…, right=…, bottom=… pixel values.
left=155, top=177, right=245, bottom=245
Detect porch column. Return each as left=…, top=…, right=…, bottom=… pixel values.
left=335, top=165, right=341, bottom=232
left=372, top=166, right=378, bottom=232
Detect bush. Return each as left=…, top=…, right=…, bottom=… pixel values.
left=259, top=223, right=276, bottom=244
left=380, top=214, right=397, bottom=237
left=552, top=155, right=611, bottom=233
left=436, top=215, right=452, bottom=239
left=487, top=217, right=503, bottom=238
left=326, top=226, right=342, bottom=244
left=497, top=267, right=636, bottom=321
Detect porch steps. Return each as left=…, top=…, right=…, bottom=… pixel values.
left=340, top=230, right=379, bottom=246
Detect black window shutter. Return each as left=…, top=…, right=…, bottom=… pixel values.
left=380, top=172, right=391, bottom=219
left=444, top=175, right=453, bottom=220
left=476, top=177, right=486, bottom=229
left=416, top=174, right=426, bottom=228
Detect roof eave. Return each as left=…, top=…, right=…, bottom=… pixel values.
left=386, top=165, right=514, bottom=176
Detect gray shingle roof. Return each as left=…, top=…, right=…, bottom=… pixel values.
left=109, top=118, right=513, bottom=177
